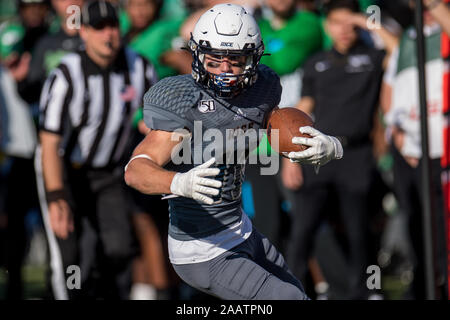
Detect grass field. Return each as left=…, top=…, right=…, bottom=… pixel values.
left=0, top=265, right=48, bottom=299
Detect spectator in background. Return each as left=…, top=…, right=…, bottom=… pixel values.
left=37, top=0, right=157, bottom=299
left=297, top=0, right=319, bottom=12
left=122, top=0, right=189, bottom=132
left=287, top=0, right=396, bottom=299
left=319, top=0, right=380, bottom=50
left=21, top=0, right=84, bottom=105
left=382, top=0, right=450, bottom=300
left=259, top=0, right=323, bottom=108
left=0, top=0, right=50, bottom=69
left=160, top=0, right=209, bottom=75
left=0, top=0, right=51, bottom=300
left=1, top=0, right=52, bottom=103
left=423, top=0, right=450, bottom=35
left=122, top=0, right=184, bottom=80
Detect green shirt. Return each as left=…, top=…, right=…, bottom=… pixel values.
left=120, top=0, right=188, bottom=80
left=258, top=11, right=323, bottom=76
left=125, top=17, right=184, bottom=80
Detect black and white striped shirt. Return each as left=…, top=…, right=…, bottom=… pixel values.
left=39, top=47, right=157, bottom=168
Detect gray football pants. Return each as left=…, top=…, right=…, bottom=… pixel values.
left=172, top=228, right=309, bottom=300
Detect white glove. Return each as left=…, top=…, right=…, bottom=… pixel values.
left=170, top=157, right=222, bottom=205
left=288, top=126, right=343, bottom=166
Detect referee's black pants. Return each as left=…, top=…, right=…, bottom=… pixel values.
left=391, top=145, right=448, bottom=299
left=286, top=144, right=373, bottom=299
left=57, top=165, right=137, bottom=299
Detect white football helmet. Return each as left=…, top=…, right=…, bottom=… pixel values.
left=189, top=3, right=264, bottom=97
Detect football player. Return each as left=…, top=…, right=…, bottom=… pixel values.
left=124, top=3, right=343, bottom=300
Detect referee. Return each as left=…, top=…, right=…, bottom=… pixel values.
left=36, top=0, right=157, bottom=299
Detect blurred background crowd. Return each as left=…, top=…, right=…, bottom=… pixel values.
left=0, top=0, right=449, bottom=300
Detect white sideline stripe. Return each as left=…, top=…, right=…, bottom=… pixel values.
left=34, top=145, right=68, bottom=300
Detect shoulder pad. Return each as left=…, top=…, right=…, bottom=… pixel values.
left=248, top=64, right=282, bottom=108
left=143, top=75, right=200, bottom=131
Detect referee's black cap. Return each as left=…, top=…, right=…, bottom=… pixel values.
left=82, top=0, right=119, bottom=29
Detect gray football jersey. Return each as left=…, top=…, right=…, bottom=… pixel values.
left=143, top=64, right=281, bottom=240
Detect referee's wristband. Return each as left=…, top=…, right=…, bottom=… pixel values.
left=46, top=189, right=68, bottom=203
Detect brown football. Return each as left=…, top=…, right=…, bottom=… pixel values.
left=265, top=107, right=314, bottom=154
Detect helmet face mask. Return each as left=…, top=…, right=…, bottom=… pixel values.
left=189, top=4, right=264, bottom=98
